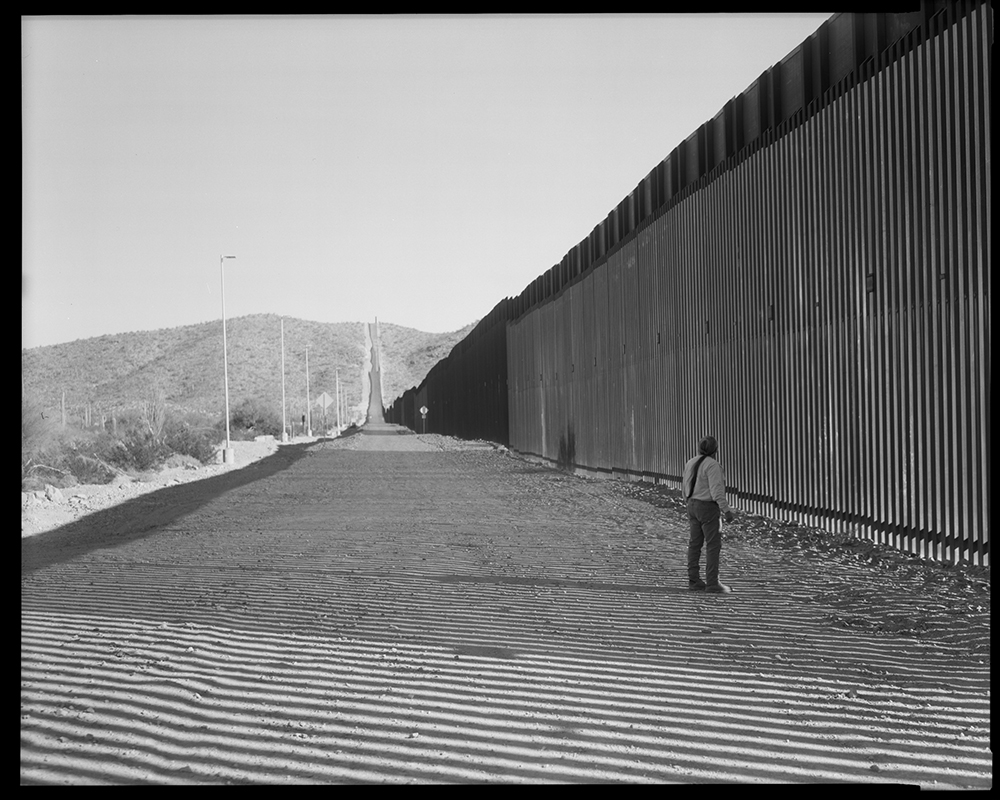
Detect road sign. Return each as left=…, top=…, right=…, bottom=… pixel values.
left=420, top=405, right=428, bottom=418
left=317, top=392, right=333, bottom=410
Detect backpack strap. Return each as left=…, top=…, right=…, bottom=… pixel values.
left=686, top=455, right=708, bottom=499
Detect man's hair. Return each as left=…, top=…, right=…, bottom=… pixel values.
left=698, top=436, right=718, bottom=456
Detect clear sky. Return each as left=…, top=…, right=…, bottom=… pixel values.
left=22, top=13, right=832, bottom=349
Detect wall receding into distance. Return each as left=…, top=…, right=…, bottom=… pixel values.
left=386, top=1, right=991, bottom=565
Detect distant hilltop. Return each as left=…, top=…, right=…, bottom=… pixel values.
left=21, top=314, right=476, bottom=426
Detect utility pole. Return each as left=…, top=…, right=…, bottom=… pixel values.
left=280, top=317, right=288, bottom=442
left=335, top=368, right=341, bottom=433
left=305, top=345, right=312, bottom=436
left=61, top=390, right=66, bottom=428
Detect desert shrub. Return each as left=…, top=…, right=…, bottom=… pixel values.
left=66, top=430, right=128, bottom=482
left=163, top=417, right=220, bottom=464
left=21, top=396, right=56, bottom=481
left=111, top=425, right=172, bottom=471
left=22, top=426, right=119, bottom=488
left=20, top=398, right=225, bottom=487
left=225, top=397, right=282, bottom=440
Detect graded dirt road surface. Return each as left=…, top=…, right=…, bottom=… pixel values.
left=21, top=427, right=990, bottom=785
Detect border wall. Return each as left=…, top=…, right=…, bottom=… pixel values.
left=386, top=1, right=991, bottom=565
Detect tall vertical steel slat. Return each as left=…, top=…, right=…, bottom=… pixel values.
left=960, top=8, right=980, bottom=562
left=865, top=68, right=886, bottom=546
left=563, top=286, right=574, bottom=462
left=933, top=13, right=954, bottom=559
left=866, top=66, right=885, bottom=546
left=638, top=221, right=651, bottom=480
left=718, top=172, right=737, bottom=512
left=754, top=143, right=773, bottom=519
left=951, top=6, right=975, bottom=562
left=733, top=146, right=746, bottom=509
left=808, top=107, right=827, bottom=530
left=895, top=46, right=916, bottom=554
left=666, top=194, right=681, bottom=476
left=798, top=112, right=817, bottom=526
left=764, top=133, right=784, bottom=522
left=634, top=225, right=651, bottom=478
left=544, top=301, right=556, bottom=460
left=702, top=173, right=742, bottom=506
left=968, top=0, right=990, bottom=564
left=883, top=52, right=902, bottom=552
left=733, top=157, right=757, bottom=515
left=816, top=101, right=832, bottom=532
left=898, top=46, right=920, bottom=552
left=848, top=71, right=869, bottom=543
left=581, top=270, right=594, bottom=468
left=695, top=184, right=711, bottom=453
left=569, top=280, right=583, bottom=468
left=634, top=234, right=647, bottom=478
left=507, top=320, right=516, bottom=450
left=765, top=132, right=789, bottom=522
left=608, top=247, right=625, bottom=473
left=515, top=315, right=527, bottom=453
left=682, top=188, right=699, bottom=467
left=924, top=18, right=945, bottom=559
left=651, top=213, right=665, bottom=484
left=791, top=119, right=812, bottom=524
left=655, top=210, right=674, bottom=482
left=533, top=305, right=544, bottom=457
left=644, top=226, right=658, bottom=480
left=622, top=239, right=639, bottom=475
left=694, top=183, right=711, bottom=468
left=833, top=86, right=855, bottom=533
left=666, top=197, right=681, bottom=479
left=622, top=242, right=636, bottom=474
left=594, top=261, right=610, bottom=471
left=715, top=170, right=735, bottom=502
left=943, top=1, right=965, bottom=560
left=936, top=15, right=958, bottom=560
left=746, top=140, right=765, bottom=517
left=550, top=292, right=560, bottom=460
left=913, top=32, right=935, bottom=556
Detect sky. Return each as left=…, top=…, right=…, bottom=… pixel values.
left=22, top=13, right=833, bottom=349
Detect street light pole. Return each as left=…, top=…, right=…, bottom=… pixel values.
left=305, top=345, right=312, bottom=436
left=221, top=254, right=237, bottom=464
left=280, top=316, right=288, bottom=442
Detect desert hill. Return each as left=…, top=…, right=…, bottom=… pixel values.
left=21, top=315, right=476, bottom=429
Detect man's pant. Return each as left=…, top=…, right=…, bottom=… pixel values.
left=687, top=499, right=722, bottom=586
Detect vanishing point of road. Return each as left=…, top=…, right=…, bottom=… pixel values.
left=21, top=425, right=991, bottom=785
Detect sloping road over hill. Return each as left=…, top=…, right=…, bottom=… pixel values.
left=21, top=427, right=990, bottom=785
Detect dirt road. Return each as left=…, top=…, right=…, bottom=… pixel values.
left=21, top=427, right=990, bottom=785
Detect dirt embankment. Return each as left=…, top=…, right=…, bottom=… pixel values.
left=21, top=438, right=284, bottom=539
left=20, top=432, right=502, bottom=538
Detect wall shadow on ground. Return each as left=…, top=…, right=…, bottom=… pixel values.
left=20, top=554, right=992, bottom=786
left=21, top=442, right=318, bottom=577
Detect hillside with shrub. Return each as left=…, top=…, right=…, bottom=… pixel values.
left=22, top=315, right=475, bottom=488
left=22, top=315, right=474, bottom=424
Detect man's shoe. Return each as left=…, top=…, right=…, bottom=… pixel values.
left=688, top=580, right=707, bottom=591
left=706, top=583, right=732, bottom=594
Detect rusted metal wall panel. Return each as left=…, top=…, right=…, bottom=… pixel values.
left=502, top=2, right=989, bottom=564
left=391, top=4, right=989, bottom=564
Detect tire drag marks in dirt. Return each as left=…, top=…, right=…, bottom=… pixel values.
left=21, top=445, right=991, bottom=785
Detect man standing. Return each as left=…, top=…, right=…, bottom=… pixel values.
left=683, top=435, right=735, bottom=593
